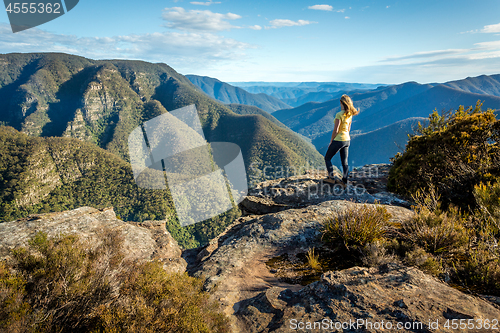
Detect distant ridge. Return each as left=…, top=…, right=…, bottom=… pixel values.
left=226, top=103, right=286, bottom=128
left=442, top=74, right=500, bottom=97
left=186, top=75, right=290, bottom=113
left=231, top=81, right=385, bottom=107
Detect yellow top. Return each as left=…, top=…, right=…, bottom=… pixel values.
left=334, top=111, right=352, bottom=141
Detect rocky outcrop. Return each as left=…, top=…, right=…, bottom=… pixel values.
left=188, top=167, right=500, bottom=332
left=4, top=167, right=500, bottom=333
left=239, top=164, right=410, bottom=215
left=0, top=206, right=186, bottom=273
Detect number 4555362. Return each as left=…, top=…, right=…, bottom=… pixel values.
left=6, top=3, right=62, bottom=14
left=444, top=319, right=499, bottom=330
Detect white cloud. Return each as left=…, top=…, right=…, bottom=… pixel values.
left=249, top=25, right=262, bottom=30
left=346, top=40, right=500, bottom=83
left=344, top=16, right=350, bottom=19
left=463, top=23, right=500, bottom=34
left=162, top=7, right=241, bottom=31
left=381, top=49, right=468, bottom=62
left=340, top=55, right=500, bottom=84
left=266, top=19, right=316, bottom=29
left=482, top=23, right=500, bottom=33
left=0, top=24, right=252, bottom=71
left=474, top=40, right=500, bottom=50
left=308, top=5, right=333, bottom=11
left=190, top=0, right=221, bottom=6
left=460, top=29, right=479, bottom=34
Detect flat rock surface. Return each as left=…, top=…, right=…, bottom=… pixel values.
left=0, top=206, right=186, bottom=273
left=237, top=264, right=500, bottom=332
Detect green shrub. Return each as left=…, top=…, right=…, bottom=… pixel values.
left=451, top=246, right=500, bottom=295
left=322, top=204, right=392, bottom=250
left=9, top=230, right=125, bottom=332
left=1, top=231, right=230, bottom=333
left=388, top=101, right=500, bottom=211
left=96, top=262, right=230, bottom=333
left=405, top=247, right=443, bottom=276
left=0, top=262, right=31, bottom=333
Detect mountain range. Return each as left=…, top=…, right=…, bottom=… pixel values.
left=0, top=53, right=322, bottom=170
left=188, top=75, right=500, bottom=169
left=271, top=77, right=500, bottom=167
left=3, top=52, right=500, bottom=237
left=0, top=53, right=323, bottom=246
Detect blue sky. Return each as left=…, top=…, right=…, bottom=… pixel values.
left=1, top=0, right=500, bottom=84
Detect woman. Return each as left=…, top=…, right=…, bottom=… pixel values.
left=324, top=94, right=360, bottom=185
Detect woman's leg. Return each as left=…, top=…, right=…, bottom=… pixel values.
left=339, top=141, right=350, bottom=183
left=324, top=141, right=343, bottom=178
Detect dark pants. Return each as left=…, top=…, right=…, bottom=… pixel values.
left=324, top=140, right=350, bottom=183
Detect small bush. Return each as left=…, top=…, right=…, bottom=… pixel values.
left=474, top=181, right=500, bottom=235
left=322, top=205, right=392, bottom=250
left=402, top=205, right=469, bottom=254
left=451, top=245, right=500, bottom=294
left=396, top=187, right=500, bottom=295
left=306, top=248, right=321, bottom=271
left=0, top=262, right=31, bottom=333
left=10, top=230, right=124, bottom=332
left=411, top=185, right=441, bottom=213
left=405, top=247, right=443, bottom=276
left=95, top=261, right=230, bottom=333
left=361, top=241, right=397, bottom=267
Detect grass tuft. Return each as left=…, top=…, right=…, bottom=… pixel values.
left=321, top=204, right=392, bottom=250
left=306, top=248, right=321, bottom=271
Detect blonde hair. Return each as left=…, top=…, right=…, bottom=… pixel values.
left=340, top=94, right=360, bottom=117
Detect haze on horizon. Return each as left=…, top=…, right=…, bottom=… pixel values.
left=0, top=0, right=500, bottom=84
